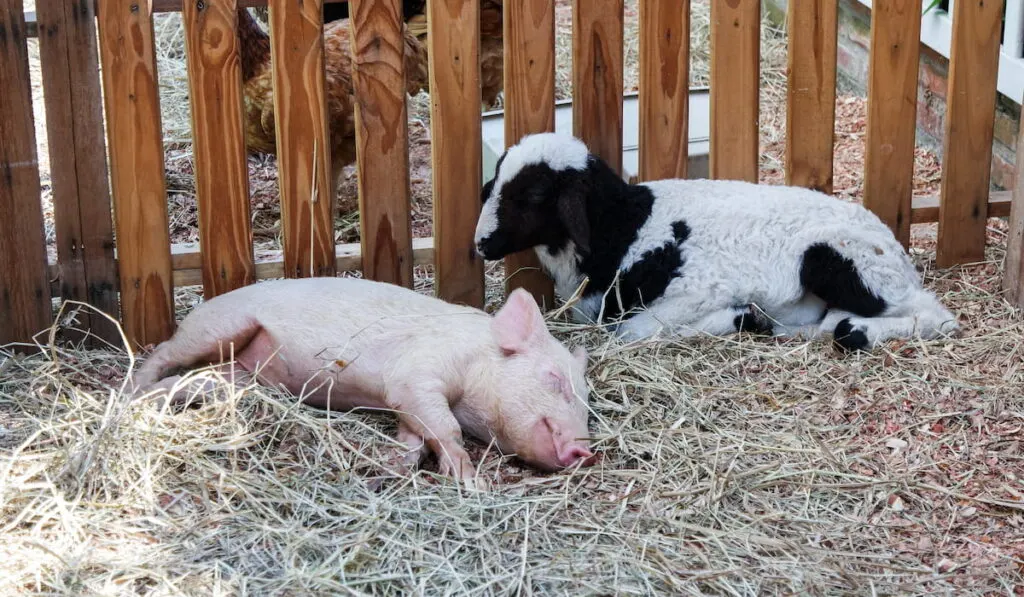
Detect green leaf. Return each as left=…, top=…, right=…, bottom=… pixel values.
left=922, top=0, right=944, bottom=15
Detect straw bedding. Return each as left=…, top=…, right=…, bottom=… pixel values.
left=6, top=0, right=1023, bottom=594
left=2, top=244, right=1022, bottom=595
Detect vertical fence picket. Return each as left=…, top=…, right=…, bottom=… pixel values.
left=573, top=0, right=624, bottom=175
left=638, top=0, right=690, bottom=182
left=97, top=0, right=175, bottom=347
left=183, top=0, right=255, bottom=298
left=709, top=0, right=759, bottom=182
left=863, top=0, right=920, bottom=248
left=501, top=0, right=556, bottom=305
left=37, top=0, right=120, bottom=345
left=936, top=0, right=1004, bottom=267
left=350, top=0, right=414, bottom=288
left=429, top=0, right=485, bottom=306
left=1005, top=97, right=1024, bottom=307
left=269, top=0, right=336, bottom=279
left=0, top=0, right=51, bottom=348
left=785, top=0, right=837, bottom=193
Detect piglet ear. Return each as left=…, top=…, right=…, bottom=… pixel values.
left=491, top=288, right=548, bottom=355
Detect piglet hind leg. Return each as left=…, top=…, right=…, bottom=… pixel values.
left=130, top=314, right=264, bottom=398
left=144, top=363, right=255, bottom=409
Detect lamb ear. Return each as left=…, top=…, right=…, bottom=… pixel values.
left=557, top=174, right=591, bottom=256
left=491, top=288, right=548, bottom=355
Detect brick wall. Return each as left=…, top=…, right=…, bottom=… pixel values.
left=768, top=0, right=1020, bottom=190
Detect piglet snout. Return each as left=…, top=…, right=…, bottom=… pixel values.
left=557, top=442, right=595, bottom=468
left=539, top=417, right=595, bottom=470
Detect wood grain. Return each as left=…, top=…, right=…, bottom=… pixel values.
left=25, top=0, right=350, bottom=35
left=183, top=0, right=255, bottom=298
left=911, top=191, right=1010, bottom=223
left=154, top=0, right=349, bottom=11
left=349, top=0, right=414, bottom=287
left=863, top=0, right=920, bottom=247
left=709, top=0, right=760, bottom=182
left=0, top=0, right=52, bottom=347
left=572, top=0, right=624, bottom=175
left=1003, top=110, right=1024, bottom=306
left=936, top=0, right=1004, bottom=267
left=501, top=0, right=556, bottom=306
left=785, top=0, right=837, bottom=193
left=269, top=0, right=336, bottom=279
left=428, top=0, right=485, bottom=306
left=36, top=0, right=119, bottom=345
left=166, top=237, right=434, bottom=287
left=97, top=0, right=175, bottom=347
left=638, top=0, right=689, bottom=182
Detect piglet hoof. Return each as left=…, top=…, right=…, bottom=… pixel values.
left=127, top=379, right=176, bottom=406
left=438, top=451, right=488, bottom=491
left=464, top=475, right=489, bottom=492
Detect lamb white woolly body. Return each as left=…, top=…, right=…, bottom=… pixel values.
left=565, top=179, right=947, bottom=344
left=474, top=132, right=959, bottom=350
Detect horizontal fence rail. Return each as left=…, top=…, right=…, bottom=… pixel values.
left=2, top=0, right=1023, bottom=349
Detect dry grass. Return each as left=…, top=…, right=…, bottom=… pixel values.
left=2, top=243, right=1023, bottom=595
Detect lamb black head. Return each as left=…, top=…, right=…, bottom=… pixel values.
left=475, top=132, right=613, bottom=261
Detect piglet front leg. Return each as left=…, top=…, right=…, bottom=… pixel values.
left=387, top=380, right=486, bottom=491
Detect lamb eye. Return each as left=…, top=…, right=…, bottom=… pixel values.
left=527, top=191, right=546, bottom=204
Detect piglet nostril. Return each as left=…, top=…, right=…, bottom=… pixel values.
left=561, top=444, right=594, bottom=467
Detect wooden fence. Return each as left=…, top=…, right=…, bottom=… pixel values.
left=1, top=0, right=1022, bottom=351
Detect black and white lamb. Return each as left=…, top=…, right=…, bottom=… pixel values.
left=473, top=132, right=959, bottom=350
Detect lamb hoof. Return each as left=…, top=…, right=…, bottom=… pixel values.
left=939, top=320, right=962, bottom=339
left=833, top=318, right=869, bottom=352
left=733, top=306, right=773, bottom=335
left=614, top=315, right=661, bottom=343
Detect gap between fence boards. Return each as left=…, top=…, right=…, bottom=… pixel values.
left=23, top=0, right=349, bottom=38
left=41, top=190, right=1011, bottom=297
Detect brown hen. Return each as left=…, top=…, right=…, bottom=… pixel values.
left=252, top=1, right=505, bottom=108
left=401, top=0, right=504, bottom=108
left=479, top=0, right=504, bottom=109
left=236, top=8, right=430, bottom=202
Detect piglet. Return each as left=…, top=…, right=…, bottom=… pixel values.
left=130, top=277, right=594, bottom=487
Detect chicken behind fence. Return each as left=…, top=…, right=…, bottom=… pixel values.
left=237, top=8, right=430, bottom=215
